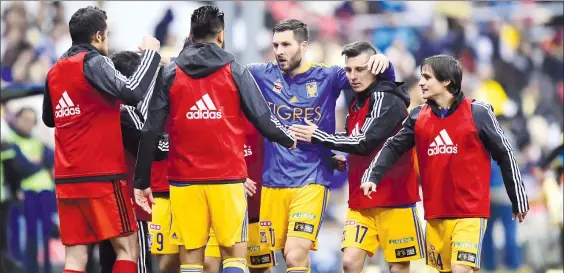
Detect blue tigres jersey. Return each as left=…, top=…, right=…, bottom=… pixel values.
left=247, top=62, right=349, bottom=188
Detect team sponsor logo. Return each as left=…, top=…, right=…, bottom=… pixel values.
left=272, top=79, right=283, bottom=94
left=149, top=224, right=161, bottom=231
left=427, top=129, right=458, bottom=156
left=260, top=231, right=268, bottom=244
left=389, top=237, right=414, bottom=245
left=290, top=96, right=299, bottom=103
left=453, top=242, right=479, bottom=249
left=345, top=220, right=357, bottom=226
left=248, top=246, right=260, bottom=252
left=292, top=213, right=316, bottom=220
left=267, top=101, right=322, bottom=122
left=148, top=233, right=153, bottom=248
left=457, top=251, right=477, bottom=263
left=186, top=93, right=223, bottom=120
left=171, top=232, right=178, bottom=240
left=294, top=222, right=314, bottom=234
left=259, top=221, right=272, bottom=227
left=395, top=246, right=417, bottom=258
left=55, top=91, right=81, bottom=118
left=250, top=254, right=272, bottom=265
left=306, top=81, right=318, bottom=98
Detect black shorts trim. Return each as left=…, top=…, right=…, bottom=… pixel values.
left=55, top=173, right=126, bottom=184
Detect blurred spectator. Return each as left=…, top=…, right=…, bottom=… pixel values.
left=5, top=107, right=56, bottom=273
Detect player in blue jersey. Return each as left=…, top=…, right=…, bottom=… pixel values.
left=246, top=19, right=394, bottom=273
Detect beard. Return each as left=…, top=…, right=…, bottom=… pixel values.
left=279, top=51, right=303, bottom=73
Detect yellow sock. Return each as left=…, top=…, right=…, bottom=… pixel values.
left=181, top=264, right=203, bottom=273
left=222, top=258, right=247, bottom=273
left=287, top=267, right=309, bottom=273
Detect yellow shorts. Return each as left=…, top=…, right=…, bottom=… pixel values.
left=259, top=184, right=330, bottom=251
left=169, top=183, right=248, bottom=250
left=246, top=222, right=277, bottom=268
left=341, top=207, right=424, bottom=262
left=425, top=218, right=488, bottom=272
left=148, top=197, right=221, bottom=257
left=148, top=196, right=179, bottom=254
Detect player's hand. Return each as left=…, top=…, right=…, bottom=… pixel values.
left=365, top=54, right=390, bottom=75
left=134, top=188, right=155, bottom=214
left=244, top=178, right=257, bottom=196
left=138, top=35, right=161, bottom=52
left=159, top=56, right=171, bottom=66
left=288, top=119, right=318, bottom=143
left=361, top=182, right=377, bottom=199
left=512, top=212, right=527, bottom=223
left=287, top=129, right=297, bottom=150
left=332, top=154, right=347, bottom=172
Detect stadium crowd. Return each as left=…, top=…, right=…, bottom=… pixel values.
left=1, top=1, right=562, bottom=273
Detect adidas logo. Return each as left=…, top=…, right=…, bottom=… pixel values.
left=290, top=96, right=298, bottom=103
left=427, top=129, right=458, bottom=156
left=186, top=93, right=223, bottom=120
left=350, top=123, right=360, bottom=136
left=55, top=91, right=81, bottom=118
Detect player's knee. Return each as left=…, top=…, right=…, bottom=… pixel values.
left=451, top=264, right=473, bottom=273
left=64, top=246, right=89, bottom=270
left=158, top=254, right=180, bottom=273
left=342, top=254, right=364, bottom=273
left=204, top=257, right=221, bottom=273
left=389, top=262, right=410, bottom=273
left=112, top=233, right=140, bottom=261
left=283, top=247, right=309, bottom=267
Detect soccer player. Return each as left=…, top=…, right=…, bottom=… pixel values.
left=133, top=5, right=295, bottom=273
left=289, top=41, right=423, bottom=273
left=362, top=54, right=530, bottom=273
left=245, top=19, right=393, bottom=272
left=41, top=6, right=161, bottom=273
left=97, top=50, right=170, bottom=273
left=204, top=119, right=273, bottom=273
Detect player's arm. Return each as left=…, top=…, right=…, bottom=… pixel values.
left=311, top=92, right=407, bottom=155
left=361, top=105, right=421, bottom=185
left=231, top=61, right=295, bottom=148
left=120, top=105, right=169, bottom=161
left=42, top=77, right=55, bottom=128
left=83, top=49, right=161, bottom=106
left=472, top=101, right=530, bottom=215
left=120, top=105, right=145, bottom=156
left=134, top=66, right=169, bottom=190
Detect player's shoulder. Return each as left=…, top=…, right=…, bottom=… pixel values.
left=470, top=99, right=494, bottom=111
left=246, top=61, right=277, bottom=73
left=408, top=103, right=426, bottom=119
left=310, top=62, right=339, bottom=72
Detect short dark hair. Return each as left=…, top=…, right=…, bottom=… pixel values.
left=421, top=55, right=463, bottom=94
left=110, top=51, right=141, bottom=78
left=190, top=5, right=224, bottom=41
left=341, top=41, right=377, bottom=58
left=272, top=19, right=308, bottom=42
left=69, top=6, right=108, bottom=44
